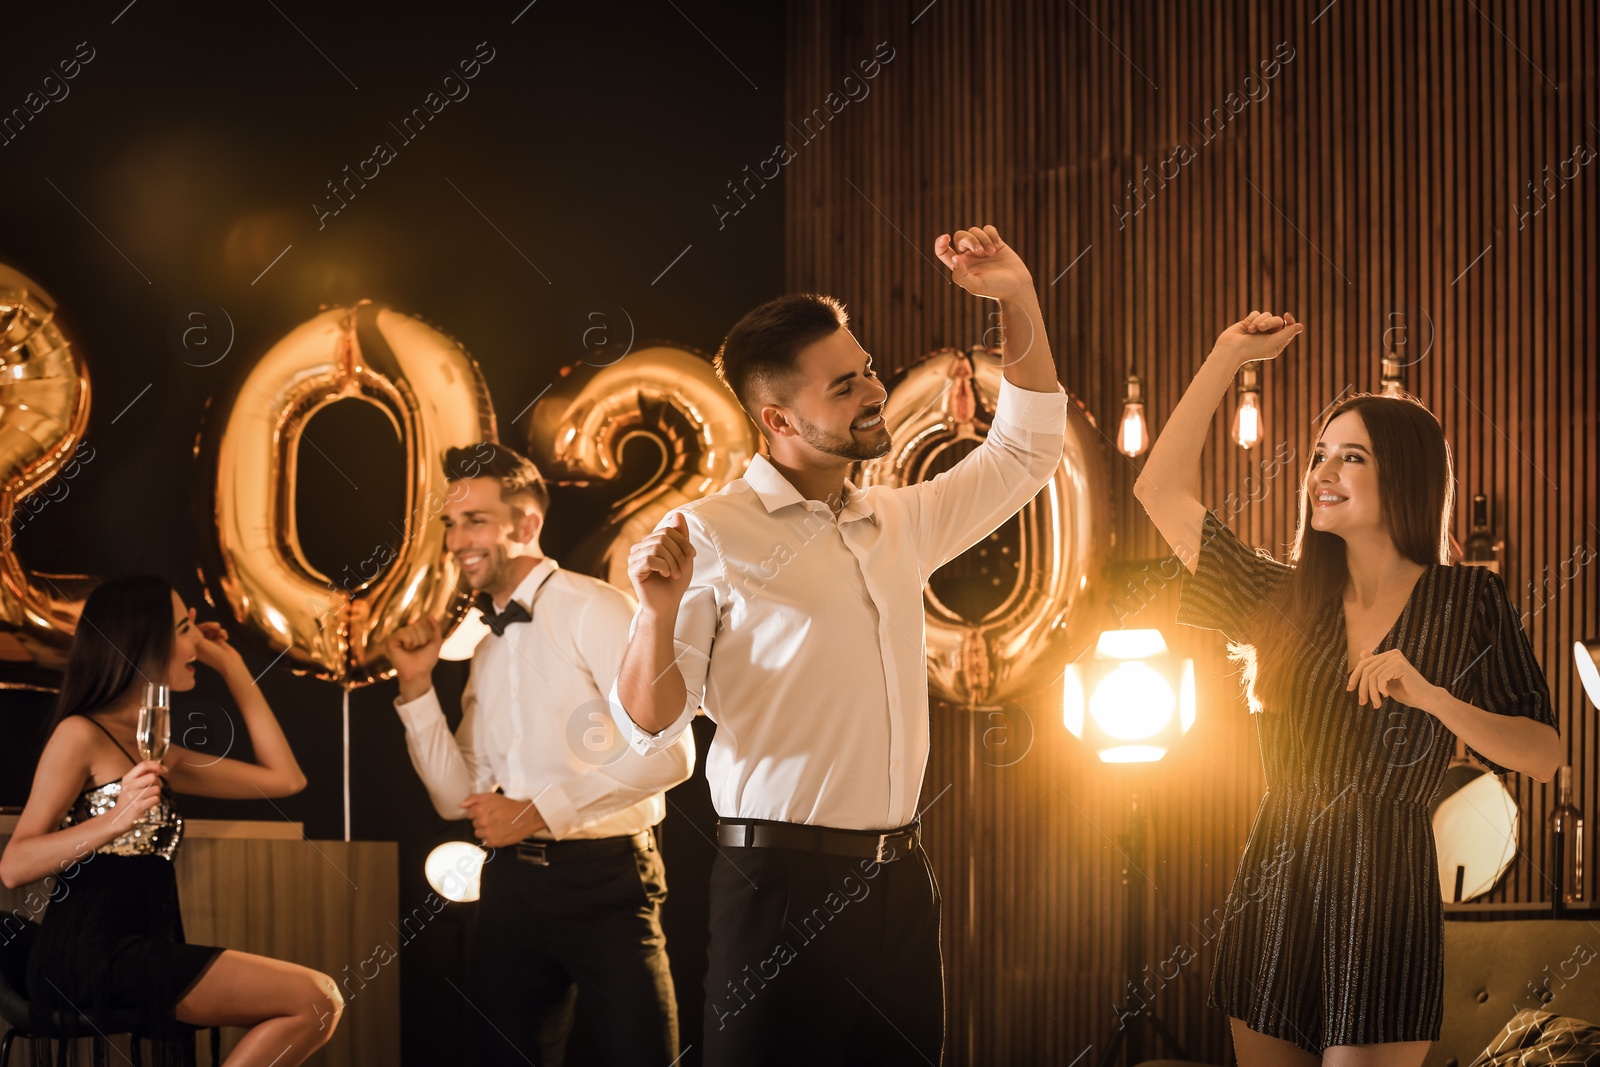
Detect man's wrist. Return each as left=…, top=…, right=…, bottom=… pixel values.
left=396, top=674, right=434, bottom=704
left=636, top=604, right=680, bottom=633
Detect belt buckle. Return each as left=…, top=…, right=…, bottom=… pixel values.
left=874, top=832, right=902, bottom=864
left=516, top=841, right=550, bottom=866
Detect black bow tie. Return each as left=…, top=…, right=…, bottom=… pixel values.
left=475, top=594, right=532, bottom=637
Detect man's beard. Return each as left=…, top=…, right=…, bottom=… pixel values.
left=795, top=414, right=893, bottom=462
left=461, top=549, right=508, bottom=592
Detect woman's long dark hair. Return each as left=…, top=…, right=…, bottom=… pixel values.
left=1244, top=393, right=1454, bottom=711
left=44, top=575, right=177, bottom=738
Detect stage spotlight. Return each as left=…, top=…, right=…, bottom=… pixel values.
left=425, top=841, right=488, bottom=903
left=1064, top=629, right=1195, bottom=763
left=1067, top=628, right=1199, bottom=1061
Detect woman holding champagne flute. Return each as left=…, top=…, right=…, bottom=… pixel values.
left=0, top=577, right=344, bottom=1066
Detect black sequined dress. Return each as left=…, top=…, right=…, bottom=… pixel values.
left=28, top=720, right=224, bottom=1064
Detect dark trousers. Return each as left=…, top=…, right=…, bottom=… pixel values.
left=702, top=840, right=945, bottom=1066
left=471, top=835, right=678, bottom=1067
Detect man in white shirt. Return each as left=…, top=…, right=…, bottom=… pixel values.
left=385, top=442, right=695, bottom=1067
left=611, top=226, right=1067, bottom=1065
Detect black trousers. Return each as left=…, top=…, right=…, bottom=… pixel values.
left=471, top=835, right=678, bottom=1067
left=702, top=839, right=945, bottom=1066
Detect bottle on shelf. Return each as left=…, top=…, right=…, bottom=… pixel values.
left=1548, top=764, right=1585, bottom=912
left=1462, top=492, right=1502, bottom=573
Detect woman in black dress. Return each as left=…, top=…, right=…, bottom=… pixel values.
left=1134, top=312, right=1563, bottom=1067
left=0, top=577, right=344, bottom=1066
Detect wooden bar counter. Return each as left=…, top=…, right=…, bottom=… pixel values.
left=0, top=816, right=399, bottom=1066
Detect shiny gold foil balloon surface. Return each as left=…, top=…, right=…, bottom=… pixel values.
left=0, top=264, right=96, bottom=687
left=198, top=301, right=496, bottom=688
left=527, top=345, right=757, bottom=589
left=857, top=347, right=1107, bottom=708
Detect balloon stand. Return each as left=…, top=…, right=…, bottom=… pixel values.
left=342, top=687, right=351, bottom=843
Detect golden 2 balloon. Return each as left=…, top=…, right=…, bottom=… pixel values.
left=526, top=344, right=757, bottom=589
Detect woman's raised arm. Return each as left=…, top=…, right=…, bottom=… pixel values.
left=165, top=621, right=306, bottom=799
left=1134, top=311, right=1304, bottom=572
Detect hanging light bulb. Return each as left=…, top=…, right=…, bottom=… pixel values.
left=1380, top=347, right=1405, bottom=397
left=1118, top=371, right=1150, bottom=457
left=1232, top=364, right=1264, bottom=450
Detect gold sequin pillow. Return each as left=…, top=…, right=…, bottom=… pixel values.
left=1468, top=1009, right=1600, bottom=1066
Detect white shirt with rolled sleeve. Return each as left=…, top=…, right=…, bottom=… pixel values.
left=609, top=378, right=1067, bottom=831
left=396, top=558, right=694, bottom=840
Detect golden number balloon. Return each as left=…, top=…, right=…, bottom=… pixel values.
left=0, top=263, right=96, bottom=689
left=857, top=346, right=1107, bottom=708
left=197, top=301, right=496, bottom=688
left=526, top=345, right=757, bottom=589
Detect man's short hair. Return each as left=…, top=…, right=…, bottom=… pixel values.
left=442, top=442, right=550, bottom=516
left=713, top=293, right=849, bottom=415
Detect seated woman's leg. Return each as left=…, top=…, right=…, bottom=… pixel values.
left=173, top=949, right=344, bottom=1067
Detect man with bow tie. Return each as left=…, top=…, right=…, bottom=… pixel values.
left=385, top=442, right=694, bottom=1067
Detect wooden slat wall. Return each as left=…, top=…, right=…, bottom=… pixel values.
left=784, top=1, right=1597, bottom=1062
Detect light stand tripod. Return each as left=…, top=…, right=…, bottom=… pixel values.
left=1097, top=790, right=1189, bottom=1067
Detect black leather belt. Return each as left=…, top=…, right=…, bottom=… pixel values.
left=715, top=819, right=920, bottom=863
left=514, top=829, right=655, bottom=866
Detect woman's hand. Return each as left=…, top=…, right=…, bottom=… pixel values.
left=112, top=760, right=167, bottom=825
left=1212, top=310, right=1305, bottom=369
left=194, top=616, right=247, bottom=676
left=1347, top=649, right=1441, bottom=711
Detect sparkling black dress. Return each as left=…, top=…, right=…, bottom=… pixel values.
left=28, top=720, right=224, bottom=1065
left=1177, top=512, right=1557, bottom=1053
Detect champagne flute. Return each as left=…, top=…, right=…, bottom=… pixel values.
left=137, top=682, right=170, bottom=764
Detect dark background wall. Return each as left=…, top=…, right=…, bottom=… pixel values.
left=0, top=2, right=783, bottom=1063
left=781, top=0, right=1596, bottom=1064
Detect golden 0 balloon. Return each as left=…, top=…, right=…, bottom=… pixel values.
left=196, top=301, right=497, bottom=688
left=856, top=346, right=1107, bottom=709
left=0, top=263, right=97, bottom=689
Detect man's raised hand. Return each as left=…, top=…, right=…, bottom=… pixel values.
left=386, top=616, right=443, bottom=686
left=934, top=225, right=1033, bottom=301
left=628, top=512, right=696, bottom=617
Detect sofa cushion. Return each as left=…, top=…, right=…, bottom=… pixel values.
left=1467, top=1009, right=1600, bottom=1065
left=1428, top=920, right=1600, bottom=1067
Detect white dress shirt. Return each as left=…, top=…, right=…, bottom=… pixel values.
left=397, top=558, right=695, bottom=840
left=610, top=378, right=1067, bottom=831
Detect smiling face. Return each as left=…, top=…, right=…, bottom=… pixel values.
left=439, top=477, right=543, bottom=598
left=762, top=326, right=891, bottom=463
left=165, top=590, right=202, bottom=692
left=1305, top=410, right=1386, bottom=538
